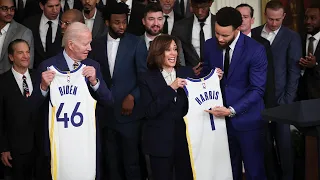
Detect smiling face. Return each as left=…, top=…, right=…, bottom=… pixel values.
left=143, top=11, right=163, bottom=36
left=304, top=8, right=320, bottom=35
left=162, top=40, right=178, bottom=70
left=9, top=41, right=30, bottom=70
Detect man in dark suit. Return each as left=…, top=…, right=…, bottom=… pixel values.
left=81, top=0, right=107, bottom=39
left=298, top=3, right=320, bottom=100
left=13, top=0, right=42, bottom=23
left=88, top=2, right=147, bottom=180
left=23, top=0, right=63, bottom=69
left=0, top=0, right=34, bottom=74
left=173, top=0, right=191, bottom=18
left=159, top=0, right=183, bottom=35
left=0, top=39, right=45, bottom=180
left=36, top=22, right=113, bottom=180
left=171, top=0, right=215, bottom=67
left=236, top=3, right=279, bottom=180
left=204, top=7, right=268, bottom=180
left=106, top=0, right=145, bottom=36
left=252, top=1, right=302, bottom=180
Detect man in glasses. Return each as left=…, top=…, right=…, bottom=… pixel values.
left=0, top=0, right=34, bottom=74
left=60, top=9, right=84, bottom=35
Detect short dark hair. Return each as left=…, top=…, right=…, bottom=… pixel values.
left=236, top=3, right=254, bottom=18
left=144, top=2, right=162, bottom=18
left=39, top=0, right=61, bottom=6
left=216, top=7, right=242, bottom=29
left=265, top=1, right=285, bottom=12
left=147, top=35, right=181, bottom=70
left=308, top=3, right=320, bottom=10
left=103, top=2, right=130, bottom=21
left=190, top=0, right=212, bottom=6
left=8, top=39, right=29, bottom=55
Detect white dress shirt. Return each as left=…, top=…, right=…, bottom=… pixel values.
left=161, top=68, right=176, bottom=85
left=60, top=0, right=74, bottom=10
left=117, top=0, right=132, bottom=21
left=144, top=32, right=155, bottom=50
left=261, top=24, right=280, bottom=45
left=163, top=10, right=174, bottom=35
left=0, top=23, right=10, bottom=56
left=12, top=68, right=33, bottom=95
left=223, top=31, right=240, bottom=67
left=84, top=8, right=97, bottom=32
left=192, top=14, right=212, bottom=57
left=306, top=31, right=320, bottom=55
left=39, top=14, right=59, bottom=51
left=247, top=32, right=252, bottom=38
left=107, top=34, right=120, bottom=77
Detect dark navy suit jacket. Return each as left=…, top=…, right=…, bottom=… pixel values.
left=138, top=67, right=193, bottom=157
left=201, top=33, right=267, bottom=131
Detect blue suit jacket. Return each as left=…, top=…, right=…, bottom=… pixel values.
left=202, top=33, right=267, bottom=131
left=252, top=26, right=301, bottom=105
left=89, top=33, right=148, bottom=132
left=138, top=67, right=193, bottom=156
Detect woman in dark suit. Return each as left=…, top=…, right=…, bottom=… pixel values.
left=138, top=35, right=193, bottom=180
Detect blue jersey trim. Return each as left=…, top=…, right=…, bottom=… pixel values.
left=186, top=69, right=215, bottom=82
left=51, top=63, right=84, bottom=74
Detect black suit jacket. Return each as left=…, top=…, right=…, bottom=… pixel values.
left=23, top=14, right=63, bottom=69
left=138, top=67, right=193, bottom=157
left=172, top=14, right=216, bottom=67
left=298, top=33, right=320, bottom=100
left=0, top=69, right=45, bottom=154
left=13, top=0, right=42, bottom=23
left=251, top=34, right=277, bottom=108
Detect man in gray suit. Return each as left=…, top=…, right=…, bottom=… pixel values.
left=0, top=0, right=34, bottom=74
left=252, top=1, right=302, bottom=180
left=81, top=0, right=107, bottom=39
left=142, top=3, right=185, bottom=65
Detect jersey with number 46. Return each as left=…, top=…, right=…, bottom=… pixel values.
left=183, top=70, right=233, bottom=180
left=48, top=64, right=97, bottom=180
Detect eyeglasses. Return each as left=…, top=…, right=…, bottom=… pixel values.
left=59, top=20, right=72, bottom=26
left=0, top=6, right=16, bottom=12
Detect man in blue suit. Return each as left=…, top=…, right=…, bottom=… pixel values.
left=88, top=2, right=148, bottom=180
left=252, top=1, right=302, bottom=179
left=204, top=7, right=267, bottom=180
left=35, top=22, right=113, bottom=180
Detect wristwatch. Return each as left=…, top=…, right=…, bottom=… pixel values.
left=228, top=106, right=236, bottom=118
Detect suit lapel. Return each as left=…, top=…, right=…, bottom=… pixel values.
left=33, top=15, right=46, bottom=58
left=187, top=16, right=200, bottom=59
left=227, top=33, right=245, bottom=79
left=0, top=22, right=16, bottom=60
left=92, top=11, right=102, bottom=39
left=112, top=35, right=126, bottom=78
left=7, top=70, right=25, bottom=98
left=270, top=26, right=284, bottom=49
left=210, top=14, right=215, bottom=38
left=55, top=52, right=69, bottom=71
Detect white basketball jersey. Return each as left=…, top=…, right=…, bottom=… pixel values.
left=48, top=65, right=96, bottom=180
left=183, top=70, right=233, bottom=180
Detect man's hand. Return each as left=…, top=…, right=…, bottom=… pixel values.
left=193, top=62, right=203, bottom=76
left=41, top=70, right=56, bottom=91
left=83, top=66, right=97, bottom=86
left=1, top=152, right=12, bottom=167
left=299, top=53, right=317, bottom=68
left=204, top=106, right=231, bottom=117
left=121, top=94, right=135, bottom=116
left=215, top=68, right=223, bottom=80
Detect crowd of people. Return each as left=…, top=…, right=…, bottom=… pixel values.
left=0, top=0, right=319, bottom=179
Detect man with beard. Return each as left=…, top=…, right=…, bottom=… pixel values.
left=0, top=0, right=34, bottom=74
left=298, top=3, right=320, bottom=100
left=204, top=7, right=267, bottom=180
left=171, top=0, right=215, bottom=68
left=142, top=3, right=185, bottom=65
left=88, top=2, right=147, bottom=180
left=81, top=0, right=107, bottom=39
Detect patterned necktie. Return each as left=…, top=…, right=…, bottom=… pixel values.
left=308, top=36, right=316, bottom=55
left=22, top=75, right=30, bottom=97
left=73, top=61, right=79, bottom=70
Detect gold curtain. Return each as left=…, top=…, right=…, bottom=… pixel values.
left=261, top=0, right=271, bottom=24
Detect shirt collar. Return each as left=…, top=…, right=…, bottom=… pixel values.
left=1, top=23, right=10, bottom=35
left=193, top=13, right=212, bottom=25
left=83, top=8, right=97, bottom=20
left=164, top=10, right=174, bottom=18
left=63, top=50, right=80, bottom=70
left=11, top=67, right=30, bottom=80
left=41, top=13, right=59, bottom=26
left=107, top=33, right=120, bottom=42
left=307, top=31, right=320, bottom=42
left=161, top=68, right=176, bottom=78
left=262, top=24, right=281, bottom=35
left=247, top=32, right=252, bottom=37
left=229, top=31, right=241, bottom=51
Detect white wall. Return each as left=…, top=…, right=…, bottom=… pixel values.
left=210, top=0, right=262, bottom=28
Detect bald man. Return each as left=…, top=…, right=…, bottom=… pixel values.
left=60, top=9, right=85, bottom=35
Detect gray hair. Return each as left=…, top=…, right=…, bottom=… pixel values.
left=62, top=22, right=91, bottom=47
